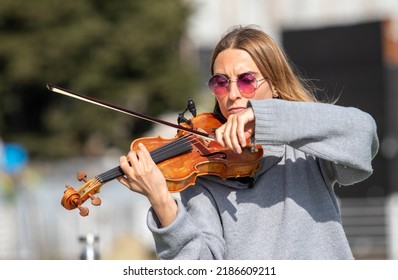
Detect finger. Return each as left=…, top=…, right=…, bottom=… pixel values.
left=215, top=125, right=226, bottom=147
left=119, top=155, right=130, bottom=170
left=228, top=116, right=242, bottom=153
left=236, top=114, right=248, bottom=149
left=121, top=151, right=141, bottom=182
left=222, top=117, right=234, bottom=150
left=117, top=176, right=129, bottom=188
left=126, top=150, right=139, bottom=168
left=119, top=155, right=136, bottom=185
left=225, top=115, right=244, bottom=153
left=135, top=142, right=152, bottom=167
left=137, top=142, right=150, bottom=156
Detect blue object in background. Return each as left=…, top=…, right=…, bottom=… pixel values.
left=1, top=143, right=28, bottom=174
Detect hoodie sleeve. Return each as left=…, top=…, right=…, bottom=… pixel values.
left=249, top=98, right=379, bottom=186
left=147, top=183, right=226, bottom=259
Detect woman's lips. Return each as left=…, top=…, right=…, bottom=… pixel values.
left=228, top=107, right=246, bottom=114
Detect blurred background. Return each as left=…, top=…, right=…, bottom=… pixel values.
left=1, top=0, right=398, bottom=260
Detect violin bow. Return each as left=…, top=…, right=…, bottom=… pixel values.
left=46, top=83, right=215, bottom=141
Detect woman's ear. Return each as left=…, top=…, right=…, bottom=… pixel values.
left=272, top=87, right=279, bottom=98
left=268, top=80, right=279, bottom=98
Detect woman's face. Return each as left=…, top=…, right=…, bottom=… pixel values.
left=212, top=48, right=274, bottom=118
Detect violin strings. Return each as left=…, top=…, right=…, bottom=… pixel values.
left=149, top=133, right=210, bottom=164
left=150, top=135, right=193, bottom=163
left=83, top=177, right=102, bottom=193
left=95, top=134, right=199, bottom=183
left=153, top=133, right=207, bottom=161
left=96, top=166, right=124, bottom=183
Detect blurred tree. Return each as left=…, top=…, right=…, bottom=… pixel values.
left=0, top=0, right=199, bottom=159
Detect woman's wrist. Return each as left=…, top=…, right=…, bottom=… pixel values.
left=149, top=192, right=178, bottom=228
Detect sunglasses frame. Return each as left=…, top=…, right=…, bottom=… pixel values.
left=208, top=72, right=266, bottom=97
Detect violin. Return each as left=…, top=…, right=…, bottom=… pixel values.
left=47, top=84, right=263, bottom=217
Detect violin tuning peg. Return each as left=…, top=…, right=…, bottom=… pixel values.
left=88, top=193, right=102, bottom=206
left=64, top=184, right=72, bottom=192
left=77, top=204, right=89, bottom=217
left=77, top=171, right=88, bottom=182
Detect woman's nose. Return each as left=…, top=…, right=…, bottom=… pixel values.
left=228, top=81, right=242, bottom=100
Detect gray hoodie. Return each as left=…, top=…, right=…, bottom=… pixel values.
left=147, top=98, right=379, bottom=259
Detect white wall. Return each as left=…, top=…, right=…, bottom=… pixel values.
left=187, top=0, right=398, bottom=46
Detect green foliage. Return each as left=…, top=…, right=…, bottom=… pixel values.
left=0, top=0, right=199, bottom=159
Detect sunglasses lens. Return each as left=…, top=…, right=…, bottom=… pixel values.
left=208, top=75, right=229, bottom=95
left=237, top=73, right=257, bottom=94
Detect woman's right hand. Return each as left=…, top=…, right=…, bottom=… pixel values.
left=215, top=107, right=255, bottom=154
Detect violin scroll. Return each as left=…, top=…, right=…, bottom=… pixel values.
left=61, top=171, right=103, bottom=217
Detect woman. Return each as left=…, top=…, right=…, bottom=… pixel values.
left=118, top=25, right=379, bottom=259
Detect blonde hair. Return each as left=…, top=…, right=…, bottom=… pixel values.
left=210, top=25, right=320, bottom=103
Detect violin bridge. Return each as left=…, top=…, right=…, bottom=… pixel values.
left=196, top=128, right=211, bottom=147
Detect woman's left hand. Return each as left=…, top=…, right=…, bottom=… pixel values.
left=215, top=107, right=255, bottom=153
left=118, top=142, right=177, bottom=227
